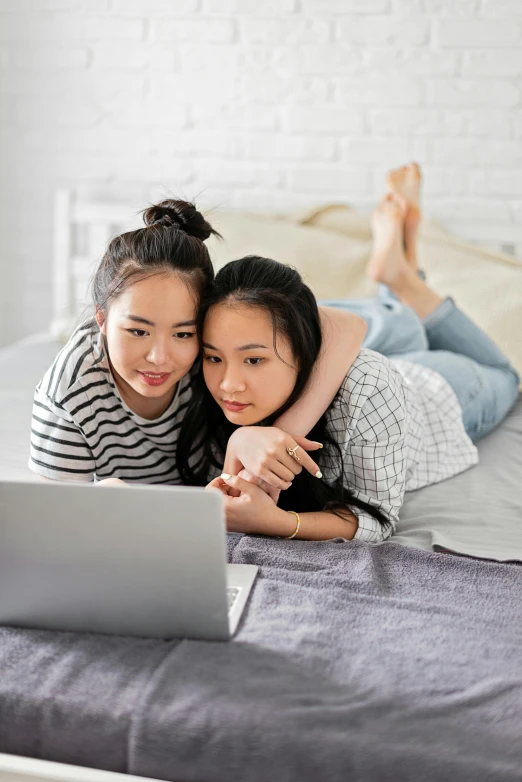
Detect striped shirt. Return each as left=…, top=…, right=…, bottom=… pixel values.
left=29, top=320, right=193, bottom=484
left=323, top=348, right=479, bottom=544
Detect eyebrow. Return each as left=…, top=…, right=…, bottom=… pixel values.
left=125, top=315, right=196, bottom=328
left=202, top=342, right=269, bottom=351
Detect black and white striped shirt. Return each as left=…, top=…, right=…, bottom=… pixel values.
left=29, top=320, right=193, bottom=484
left=323, top=348, right=479, bottom=544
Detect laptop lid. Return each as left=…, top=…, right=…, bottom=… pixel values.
left=0, top=481, right=231, bottom=640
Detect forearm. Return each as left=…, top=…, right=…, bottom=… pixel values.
left=264, top=506, right=359, bottom=541
left=275, top=307, right=367, bottom=436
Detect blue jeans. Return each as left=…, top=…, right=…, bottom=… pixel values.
left=320, top=279, right=520, bottom=442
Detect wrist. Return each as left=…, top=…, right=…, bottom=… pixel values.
left=264, top=507, right=297, bottom=538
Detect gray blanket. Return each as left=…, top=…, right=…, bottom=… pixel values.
left=1, top=537, right=521, bottom=782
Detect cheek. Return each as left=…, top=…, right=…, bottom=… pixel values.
left=202, top=362, right=219, bottom=392
left=105, top=332, right=135, bottom=372
left=174, top=339, right=199, bottom=369
left=262, top=368, right=298, bottom=411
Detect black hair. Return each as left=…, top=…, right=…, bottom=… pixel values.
left=91, top=199, right=220, bottom=313
left=177, top=255, right=389, bottom=530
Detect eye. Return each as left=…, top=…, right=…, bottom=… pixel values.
left=245, top=357, right=264, bottom=366
left=204, top=354, right=222, bottom=364
left=127, top=329, right=148, bottom=337
left=174, top=332, right=195, bottom=340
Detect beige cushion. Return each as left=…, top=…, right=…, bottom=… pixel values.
left=207, top=205, right=522, bottom=386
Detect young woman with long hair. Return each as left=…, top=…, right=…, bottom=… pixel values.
left=178, top=166, right=519, bottom=543
left=29, top=200, right=366, bottom=484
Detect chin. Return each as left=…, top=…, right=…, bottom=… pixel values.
left=133, top=378, right=178, bottom=397
left=221, top=408, right=267, bottom=427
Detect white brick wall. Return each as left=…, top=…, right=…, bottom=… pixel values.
left=1, top=0, right=522, bottom=344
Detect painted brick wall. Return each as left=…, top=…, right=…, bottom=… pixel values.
left=1, top=0, right=521, bottom=344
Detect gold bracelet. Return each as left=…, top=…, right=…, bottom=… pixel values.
left=284, top=510, right=301, bottom=540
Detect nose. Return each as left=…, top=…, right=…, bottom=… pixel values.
left=219, top=365, right=247, bottom=395
left=145, top=338, right=170, bottom=367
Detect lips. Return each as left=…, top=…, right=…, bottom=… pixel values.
left=138, top=371, right=171, bottom=387
left=223, top=400, right=251, bottom=413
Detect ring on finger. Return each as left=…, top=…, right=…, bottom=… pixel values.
left=286, top=445, right=301, bottom=462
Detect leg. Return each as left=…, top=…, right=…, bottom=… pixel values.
left=372, top=162, right=520, bottom=439
left=396, top=349, right=520, bottom=442
left=319, top=187, right=429, bottom=356
left=318, top=296, right=428, bottom=357
left=386, top=160, right=422, bottom=271
left=374, top=165, right=517, bottom=372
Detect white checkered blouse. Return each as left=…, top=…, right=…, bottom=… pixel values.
left=322, top=348, right=478, bottom=544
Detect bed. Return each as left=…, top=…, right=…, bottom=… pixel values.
left=1, top=196, right=521, bottom=781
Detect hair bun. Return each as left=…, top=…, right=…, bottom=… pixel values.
left=143, top=199, right=218, bottom=242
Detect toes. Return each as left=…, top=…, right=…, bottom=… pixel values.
left=387, top=167, right=402, bottom=181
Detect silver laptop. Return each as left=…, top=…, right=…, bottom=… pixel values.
left=0, top=480, right=257, bottom=641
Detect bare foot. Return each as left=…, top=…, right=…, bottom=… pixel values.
left=386, top=162, right=421, bottom=209
left=367, top=193, right=411, bottom=287
left=403, top=205, right=420, bottom=271
left=386, top=162, right=422, bottom=270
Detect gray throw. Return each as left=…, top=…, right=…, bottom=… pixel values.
left=1, top=537, right=521, bottom=782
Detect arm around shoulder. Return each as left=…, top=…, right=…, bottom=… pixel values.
left=275, top=307, right=367, bottom=437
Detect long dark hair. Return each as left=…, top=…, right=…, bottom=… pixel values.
left=92, top=199, right=220, bottom=315
left=177, top=255, right=389, bottom=529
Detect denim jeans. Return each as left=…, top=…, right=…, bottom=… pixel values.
left=320, top=278, right=520, bottom=442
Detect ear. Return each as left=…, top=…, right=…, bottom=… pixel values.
left=95, top=307, right=106, bottom=335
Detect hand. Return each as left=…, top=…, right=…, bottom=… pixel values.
left=237, top=468, right=281, bottom=504
left=96, top=478, right=127, bottom=487
left=223, top=427, right=323, bottom=491
left=206, top=473, right=287, bottom=535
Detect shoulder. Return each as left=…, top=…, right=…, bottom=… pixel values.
left=37, top=320, right=110, bottom=410
left=338, top=348, right=405, bottom=403
left=327, top=349, right=407, bottom=441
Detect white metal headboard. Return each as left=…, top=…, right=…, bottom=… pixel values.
left=51, top=190, right=143, bottom=339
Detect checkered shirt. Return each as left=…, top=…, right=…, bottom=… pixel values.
left=322, top=348, right=479, bottom=544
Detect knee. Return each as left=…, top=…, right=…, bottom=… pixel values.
left=504, top=365, right=521, bottom=407
left=463, top=364, right=519, bottom=442
left=482, top=366, right=520, bottom=435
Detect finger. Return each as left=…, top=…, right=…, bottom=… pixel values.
left=227, top=485, right=242, bottom=497
left=293, top=434, right=324, bottom=452
left=286, top=442, right=322, bottom=480
left=220, top=473, right=261, bottom=497
left=206, top=477, right=230, bottom=495
left=267, top=487, right=281, bottom=503
left=254, top=478, right=292, bottom=502
left=234, top=468, right=293, bottom=496
left=256, top=479, right=281, bottom=503
left=260, top=461, right=297, bottom=486
left=278, top=452, right=304, bottom=477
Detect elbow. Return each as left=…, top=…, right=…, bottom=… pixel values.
left=353, top=516, right=395, bottom=545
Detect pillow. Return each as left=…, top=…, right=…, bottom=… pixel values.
left=207, top=205, right=522, bottom=387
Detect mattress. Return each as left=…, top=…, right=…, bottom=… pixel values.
left=1, top=338, right=522, bottom=781
left=1, top=337, right=521, bottom=562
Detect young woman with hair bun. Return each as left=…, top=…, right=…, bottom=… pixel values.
left=29, top=199, right=367, bottom=485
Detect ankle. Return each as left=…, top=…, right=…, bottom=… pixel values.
left=389, top=272, right=444, bottom=320
left=387, top=267, right=420, bottom=298
left=404, top=249, right=418, bottom=271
